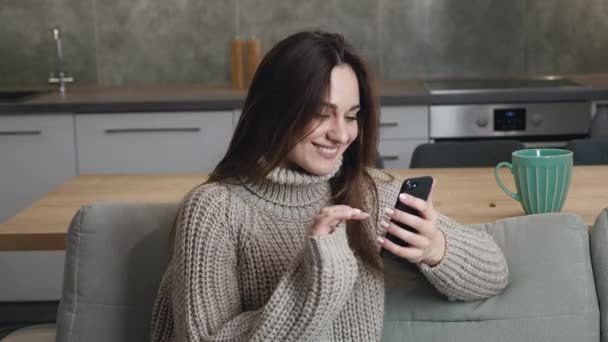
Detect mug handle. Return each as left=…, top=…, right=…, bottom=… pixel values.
left=495, top=162, right=520, bottom=201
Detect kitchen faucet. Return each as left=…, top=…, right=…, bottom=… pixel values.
left=48, top=27, right=74, bottom=94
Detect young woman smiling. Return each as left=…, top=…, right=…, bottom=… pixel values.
left=150, top=31, right=509, bottom=342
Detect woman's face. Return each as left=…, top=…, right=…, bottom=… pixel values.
left=283, top=64, right=360, bottom=176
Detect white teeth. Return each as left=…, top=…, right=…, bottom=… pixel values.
left=316, top=145, right=338, bottom=154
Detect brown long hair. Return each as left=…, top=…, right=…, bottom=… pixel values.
left=174, top=31, right=380, bottom=267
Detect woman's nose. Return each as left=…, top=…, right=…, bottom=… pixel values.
left=327, top=118, right=349, bottom=143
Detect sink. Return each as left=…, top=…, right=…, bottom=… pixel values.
left=0, top=90, right=50, bottom=103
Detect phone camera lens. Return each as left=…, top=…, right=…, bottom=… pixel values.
left=405, top=180, right=417, bottom=190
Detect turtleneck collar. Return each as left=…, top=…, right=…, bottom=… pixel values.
left=244, top=157, right=343, bottom=207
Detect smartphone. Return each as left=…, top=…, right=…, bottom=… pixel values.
left=382, top=176, right=434, bottom=257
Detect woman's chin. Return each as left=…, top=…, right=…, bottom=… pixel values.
left=300, top=158, right=338, bottom=176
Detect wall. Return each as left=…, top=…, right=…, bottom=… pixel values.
left=1, top=0, right=607, bottom=88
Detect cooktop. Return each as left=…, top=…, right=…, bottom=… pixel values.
left=424, top=78, right=583, bottom=94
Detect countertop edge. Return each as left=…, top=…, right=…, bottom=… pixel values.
left=2, top=80, right=608, bottom=114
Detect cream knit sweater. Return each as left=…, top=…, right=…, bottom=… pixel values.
left=149, top=164, right=509, bottom=342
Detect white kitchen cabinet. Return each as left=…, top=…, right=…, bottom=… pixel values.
left=0, top=114, right=77, bottom=223
left=233, top=109, right=242, bottom=129
left=378, top=106, right=430, bottom=168
left=379, top=105, right=428, bottom=139
left=75, top=111, right=233, bottom=174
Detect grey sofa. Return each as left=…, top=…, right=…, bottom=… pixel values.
left=3, top=204, right=608, bottom=342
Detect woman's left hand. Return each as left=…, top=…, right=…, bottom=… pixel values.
left=378, top=181, right=446, bottom=266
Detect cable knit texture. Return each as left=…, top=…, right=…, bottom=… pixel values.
left=149, top=164, right=509, bottom=342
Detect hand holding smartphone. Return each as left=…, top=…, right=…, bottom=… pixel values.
left=382, top=176, right=434, bottom=257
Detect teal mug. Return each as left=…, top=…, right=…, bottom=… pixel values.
left=495, top=148, right=573, bottom=214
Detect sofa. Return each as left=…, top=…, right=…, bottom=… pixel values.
left=3, top=204, right=608, bottom=342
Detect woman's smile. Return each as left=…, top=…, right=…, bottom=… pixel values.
left=312, top=143, right=340, bottom=158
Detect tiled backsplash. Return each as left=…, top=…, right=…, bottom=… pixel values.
left=1, top=0, right=607, bottom=88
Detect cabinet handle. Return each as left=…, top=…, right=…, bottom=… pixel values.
left=380, top=122, right=399, bottom=127
left=104, top=127, right=201, bottom=134
left=380, top=155, right=399, bottom=160
left=0, top=130, right=42, bottom=136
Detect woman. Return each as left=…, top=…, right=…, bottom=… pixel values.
left=150, top=31, right=509, bottom=342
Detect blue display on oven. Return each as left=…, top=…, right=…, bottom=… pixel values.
left=494, top=108, right=526, bottom=131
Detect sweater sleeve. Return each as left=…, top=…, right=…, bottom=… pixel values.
left=418, top=212, right=510, bottom=301
left=365, top=169, right=509, bottom=302
left=171, top=185, right=359, bottom=342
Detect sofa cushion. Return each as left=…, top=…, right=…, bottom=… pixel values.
left=55, top=203, right=178, bottom=342
left=591, top=208, right=608, bottom=342
left=383, top=213, right=600, bottom=342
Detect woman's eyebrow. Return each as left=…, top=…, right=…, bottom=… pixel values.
left=320, top=102, right=337, bottom=110
left=320, top=102, right=360, bottom=111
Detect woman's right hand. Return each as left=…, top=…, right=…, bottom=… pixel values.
left=310, top=205, right=369, bottom=236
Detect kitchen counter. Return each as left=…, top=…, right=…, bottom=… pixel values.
left=427, top=74, right=608, bottom=105
left=0, top=80, right=429, bottom=114
left=0, top=84, right=248, bottom=113
left=570, top=74, right=608, bottom=89
left=1, top=74, right=608, bottom=114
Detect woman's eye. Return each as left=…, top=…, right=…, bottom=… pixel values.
left=345, top=116, right=358, bottom=121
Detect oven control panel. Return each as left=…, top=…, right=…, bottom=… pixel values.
left=430, top=102, right=590, bottom=139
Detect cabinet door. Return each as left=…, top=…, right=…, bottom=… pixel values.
left=379, top=139, right=429, bottom=169
left=378, top=106, right=429, bottom=169
left=0, top=114, right=77, bottom=222
left=75, top=112, right=233, bottom=174
left=380, top=106, right=429, bottom=139
left=233, top=109, right=242, bottom=129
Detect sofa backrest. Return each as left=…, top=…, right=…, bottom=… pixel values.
left=55, top=203, right=178, bottom=342
left=383, top=212, right=600, bottom=342
left=54, top=202, right=603, bottom=342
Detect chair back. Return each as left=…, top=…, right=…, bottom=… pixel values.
left=410, top=140, right=525, bottom=168
left=566, top=138, right=608, bottom=165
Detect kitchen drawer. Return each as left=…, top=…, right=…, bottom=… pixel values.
left=379, top=139, right=429, bottom=169
left=0, top=114, right=77, bottom=222
left=380, top=106, right=429, bottom=140
left=75, top=112, right=233, bottom=174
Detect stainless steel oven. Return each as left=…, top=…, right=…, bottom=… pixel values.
left=425, top=79, right=591, bottom=148
left=429, top=102, right=590, bottom=147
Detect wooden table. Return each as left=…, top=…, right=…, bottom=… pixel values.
left=1, top=166, right=607, bottom=251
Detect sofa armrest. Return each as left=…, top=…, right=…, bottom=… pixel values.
left=591, top=208, right=608, bottom=342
